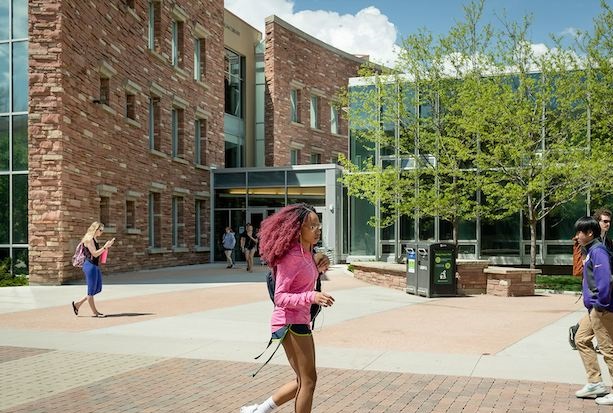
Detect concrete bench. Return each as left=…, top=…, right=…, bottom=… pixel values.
left=484, top=266, right=541, bottom=297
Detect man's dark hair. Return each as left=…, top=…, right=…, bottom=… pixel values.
left=593, top=208, right=612, bottom=221
left=575, top=216, right=601, bottom=238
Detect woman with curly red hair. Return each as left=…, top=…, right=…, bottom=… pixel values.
left=241, top=203, right=335, bottom=413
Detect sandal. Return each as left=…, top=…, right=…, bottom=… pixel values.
left=71, top=301, right=78, bottom=316
left=94, top=313, right=106, bottom=318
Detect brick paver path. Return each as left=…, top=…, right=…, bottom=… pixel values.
left=1, top=346, right=610, bottom=413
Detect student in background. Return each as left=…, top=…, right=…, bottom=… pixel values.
left=222, top=226, right=236, bottom=269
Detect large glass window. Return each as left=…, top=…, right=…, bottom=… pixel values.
left=172, top=196, right=185, bottom=248
left=171, top=20, right=184, bottom=68
left=148, top=192, right=161, bottom=248
left=224, top=49, right=243, bottom=118
left=0, top=44, right=8, bottom=112
left=12, top=174, right=27, bottom=244
left=0, top=116, right=8, bottom=170
left=11, top=0, right=28, bottom=39
left=12, top=114, right=27, bottom=171
left=194, top=38, right=206, bottom=81
left=0, top=2, right=8, bottom=41
left=350, top=197, right=375, bottom=255
left=481, top=214, right=520, bottom=256
left=545, top=195, right=587, bottom=240
left=0, top=175, right=8, bottom=243
left=12, top=41, right=28, bottom=112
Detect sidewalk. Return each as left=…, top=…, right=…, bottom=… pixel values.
left=0, top=263, right=609, bottom=412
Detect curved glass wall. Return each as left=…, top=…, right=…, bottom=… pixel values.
left=0, top=1, right=28, bottom=274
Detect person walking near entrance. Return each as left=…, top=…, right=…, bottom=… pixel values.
left=240, top=223, right=258, bottom=272
left=222, top=226, right=236, bottom=268
left=573, top=216, right=613, bottom=405
left=71, top=222, right=115, bottom=318
left=240, top=203, right=334, bottom=413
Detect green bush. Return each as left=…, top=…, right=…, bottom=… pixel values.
left=536, top=275, right=581, bottom=292
left=0, top=258, right=29, bottom=287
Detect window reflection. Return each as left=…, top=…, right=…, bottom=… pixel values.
left=12, top=41, right=28, bottom=112
left=0, top=44, right=9, bottom=113
left=11, top=0, right=28, bottom=39
left=12, top=174, right=27, bottom=244
left=224, top=50, right=243, bottom=118
left=12, top=114, right=27, bottom=170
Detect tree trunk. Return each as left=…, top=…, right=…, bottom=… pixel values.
left=529, top=219, right=537, bottom=269
left=452, top=217, right=459, bottom=248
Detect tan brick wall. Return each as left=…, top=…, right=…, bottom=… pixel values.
left=485, top=267, right=539, bottom=297
left=28, top=0, right=225, bottom=284
left=264, top=17, right=364, bottom=166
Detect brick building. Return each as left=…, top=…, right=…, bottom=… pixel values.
left=1, top=1, right=370, bottom=284
left=263, top=16, right=365, bottom=166
left=28, top=0, right=225, bottom=283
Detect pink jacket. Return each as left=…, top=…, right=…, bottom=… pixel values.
left=270, top=243, right=318, bottom=332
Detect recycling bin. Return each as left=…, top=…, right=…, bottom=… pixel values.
left=406, top=242, right=457, bottom=298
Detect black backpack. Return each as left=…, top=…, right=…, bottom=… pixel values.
left=266, top=268, right=322, bottom=327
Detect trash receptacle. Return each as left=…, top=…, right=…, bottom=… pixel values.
left=406, top=246, right=417, bottom=294
left=406, top=242, right=457, bottom=298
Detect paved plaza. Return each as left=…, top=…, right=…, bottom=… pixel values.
left=0, top=263, right=611, bottom=412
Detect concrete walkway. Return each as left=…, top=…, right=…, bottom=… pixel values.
left=0, top=263, right=610, bottom=412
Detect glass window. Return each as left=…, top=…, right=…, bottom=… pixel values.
left=310, top=153, right=321, bottom=164
left=545, top=195, right=587, bottom=240
left=224, top=49, right=243, bottom=118
left=194, top=119, right=207, bottom=165
left=194, top=38, right=205, bottom=81
left=12, top=247, right=28, bottom=275
left=12, top=174, right=27, bottom=243
left=399, top=215, right=415, bottom=240
left=0, top=116, right=8, bottom=170
left=481, top=214, right=520, bottom=256
left=12, top=41, right=28, bottom=112
left=126, top=200, right=136, bottom=229
left=0, top=175, right=8, bottom=243
left=350, top=197, right=375, bottom=255
left=12, top=114, right=27, bottom=171
left=0, top=44, right=8, bottom=112
left=148, top=96, right=160, bottom=151
left=287, top=171, right=325, bottom=186
left=171, top=21, right=184, bottom=68
left=12, top=0, right=27, bottom=39
left=147, top=1, right=160, bottom=50
left=214, top=172, right=246, bottom=188
left=99, top=196, right=110, bottom=226
left=224, top=138, right=243, bottom=168
left=172, top=196, right=185, bottom=247
left=440, top=219, right=477, bottom=241
left=290, top=89, right=301, bottom=123
left=214, top=189, right=246, bottom=208
left=99, top=77, right=110, bottom=106
left=126, top=93, right=136, bottom=120
left=418, top=216, right=435, bottom=240
left=148, top=192, right=161, bottom=248
left=248, top=171, right=285, bottom=187
left=330, top=106, right=339, bottom=134
left=290, top=149, right=299, bottom=165
left=0, top=2, right=8, bottom=41
left=310, top=95, right=319, bottom=129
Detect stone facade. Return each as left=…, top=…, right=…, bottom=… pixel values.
left=28, top=0, right=225, bottom=284
left=264, top=16, right=365, bottom=167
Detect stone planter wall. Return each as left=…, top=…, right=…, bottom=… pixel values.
left=456, top=260, right=490, bottom=295
left=351, top=262, right=406, bottom=292
left=485, top=266, right=541, bottom=297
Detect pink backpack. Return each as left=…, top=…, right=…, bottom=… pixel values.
left=72, top=242, right=86, bottom=267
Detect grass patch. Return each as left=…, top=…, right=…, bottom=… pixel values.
left=536, top=275, right=581, bottom=292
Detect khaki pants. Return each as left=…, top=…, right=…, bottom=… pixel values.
left=576, top=311, right=613, bottom=382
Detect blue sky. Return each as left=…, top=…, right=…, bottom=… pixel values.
left=225, top=0, right=609, bottom=64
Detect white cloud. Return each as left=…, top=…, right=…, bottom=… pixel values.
left=560, top=26, right=581, bottom=39
left=224, top=0, right=400, bottom=65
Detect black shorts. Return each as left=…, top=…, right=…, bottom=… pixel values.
left=271, top=324, right=312, bottom=340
